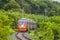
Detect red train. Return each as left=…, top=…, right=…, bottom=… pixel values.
left=18, top=18, right=37, bottom=32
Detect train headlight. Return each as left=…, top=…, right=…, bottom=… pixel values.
left=21, top=24, right=24, bottom=27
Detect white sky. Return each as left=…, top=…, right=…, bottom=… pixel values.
left=54, top=0, right=60, bottom=2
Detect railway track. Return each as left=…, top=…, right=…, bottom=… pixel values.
left=16, top=32, right=32, bottom=40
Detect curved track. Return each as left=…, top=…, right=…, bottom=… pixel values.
left=16, top=32, right=32, bottom=40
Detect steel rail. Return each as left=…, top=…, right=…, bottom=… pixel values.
left=16, top=32, right=32, bottom=40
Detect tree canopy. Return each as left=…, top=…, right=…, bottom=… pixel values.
left=0, top=0, right=60, bottom=40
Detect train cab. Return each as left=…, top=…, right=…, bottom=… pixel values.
left=18, top=18, right=28, bottom=32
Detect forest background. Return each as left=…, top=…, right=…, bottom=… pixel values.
left=0, top=0, right=60, bottom=40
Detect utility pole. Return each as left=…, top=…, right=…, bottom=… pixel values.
left=22, top=7, right=24, bottom=18
left=44, top=9, right=47, bottom=21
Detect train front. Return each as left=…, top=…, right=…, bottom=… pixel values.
left=18, top=18, right=28, bottom=32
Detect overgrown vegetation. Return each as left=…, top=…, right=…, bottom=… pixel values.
left=0, top=0, right=60, bottom=40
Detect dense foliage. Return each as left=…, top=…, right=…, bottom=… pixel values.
left=0, top=10, right=60, bottom=40
left=0, top=10, right=15, bottom=40
left=0, top=0, right=60, bottom=40
left=0, top=0, right=60, bottom=16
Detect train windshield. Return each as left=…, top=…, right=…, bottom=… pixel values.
left=20, top=20, right=26, bottom=25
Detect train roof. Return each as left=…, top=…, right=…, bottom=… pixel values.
left=18, top=18, right=36, bottom=23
